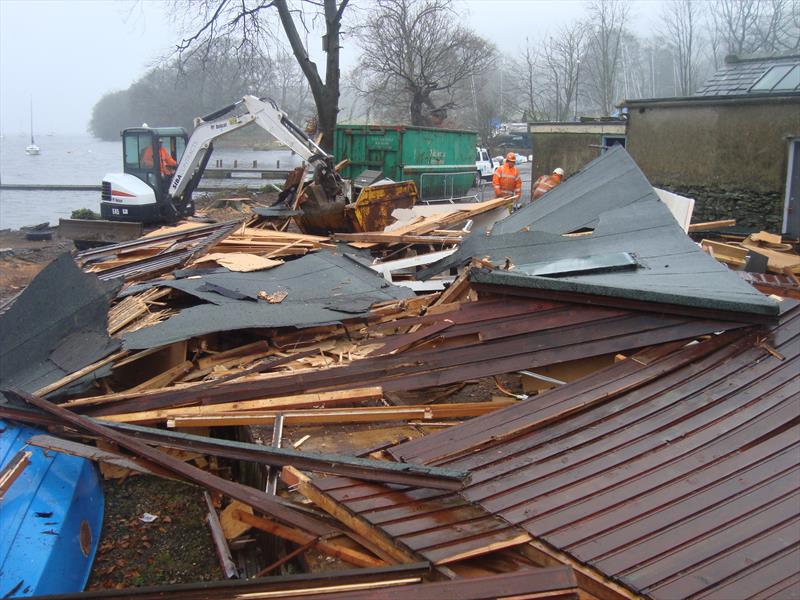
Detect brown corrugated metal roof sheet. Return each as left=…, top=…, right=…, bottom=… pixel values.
left=309, top=477, right=531, bottom=565
left=387, top=300, right=800, bottom=599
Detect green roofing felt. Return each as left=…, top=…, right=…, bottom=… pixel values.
left=123, top=252, right=414, bottom=350
left=493, top=145, right=659, bottom=235
left=462, top=201, right=780, bottom=317
left=0, top=254, right=121, bottom=393
left=416, top=146, right=779, bottom=319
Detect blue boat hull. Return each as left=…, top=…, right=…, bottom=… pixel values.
left=0, top=419, right=103, bottom=597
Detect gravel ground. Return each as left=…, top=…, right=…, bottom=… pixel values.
left=86, top=476, right=222, bottom=591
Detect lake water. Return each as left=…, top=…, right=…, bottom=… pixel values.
left=0, top=134, right=303, bottom=230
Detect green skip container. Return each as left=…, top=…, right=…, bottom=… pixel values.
left=334, top=124, right=478, bottom=200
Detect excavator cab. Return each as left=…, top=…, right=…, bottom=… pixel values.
left=122, top=127, right=187, bottom=193
left=101, top=127, right=189, bottom=222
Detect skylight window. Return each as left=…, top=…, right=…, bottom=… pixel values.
left=750, top=64, right=800, bottom=92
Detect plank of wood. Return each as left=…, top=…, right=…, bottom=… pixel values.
left=127, top=360, right=194, bottom=393
left=688, top=219, right=736, bottom=232
left=741, top=240, right=800, bottom=274
left=751, top=231, right=782, bottom=244
left=197, top=340, right=269, bottom=369
left=27, top=434, right=176, bottom=479
left=166, top=401, right=514, bottom=428
left=0, top=450, right=31, bottom=497
left=333, top=233, right=463, bottom=244
left=367, top=319, right=456, bottom=357
left=204, top=492, right=239, bottom=579
left=33, top=349, right=129, bottom=397
left=102, top=386, right=385, bottom=424
left=220, top=499, right=254, bottom=540
left=11, top=389, right=336, bottom=536
left=422, top=530, right=533, bottom=565
left=235, top=510, right=385, bottom=568
left=281, top=466, right=422, bottom=565
left=75, top=418, right=469, bottom=490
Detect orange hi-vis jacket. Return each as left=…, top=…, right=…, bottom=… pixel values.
left=492, top=163, right=522, bottom=198
left=532, top=173, right=562, bottom=200
left=142, top=145, right=178, bottom=176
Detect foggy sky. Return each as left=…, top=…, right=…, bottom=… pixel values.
left=0, top=0, right=656, bottom=136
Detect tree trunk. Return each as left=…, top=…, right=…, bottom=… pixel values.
left=410, top=92, right=426, bottom=126
left=274, top=0, right=346, bottom=154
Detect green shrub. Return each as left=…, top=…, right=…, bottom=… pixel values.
left=71, top=208, right=102, bottom=220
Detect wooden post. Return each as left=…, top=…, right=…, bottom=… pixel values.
left=204, top=492, right=239, bottom=579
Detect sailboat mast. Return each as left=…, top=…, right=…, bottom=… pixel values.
left=30, top=97, right=35, bottom=145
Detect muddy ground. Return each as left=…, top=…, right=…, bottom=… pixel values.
left=0, top=229, right=70, bottom=304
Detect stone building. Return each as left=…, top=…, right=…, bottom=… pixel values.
left=526, top=120, right=626, bottom=181
left=622, top=54, right=800, bottom=236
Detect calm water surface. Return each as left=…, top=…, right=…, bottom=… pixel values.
left=0, top=134, right=302, bottom=230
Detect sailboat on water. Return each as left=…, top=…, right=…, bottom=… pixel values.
left=25, top=97, right=40, bottom=155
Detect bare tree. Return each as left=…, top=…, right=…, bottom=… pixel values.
left=513, top=39, right=546, bottom=122
left=758, top=0, right=800, bottom=52
left=542, top=23, right=587, bottom=120
left=272, top=47, right=312, bottom=121
left=584, top=0, right=630, bottom=115
left=661, top=0, right=700, bottom=95
left=707, top=0, right=799, bottom=60
left=356, top=0, right=495, bottom=126
left=710, top=0, right=766, bottom=57
left=169, top=0, right=349, bottom=152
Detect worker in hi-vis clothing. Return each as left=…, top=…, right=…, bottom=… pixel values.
left=533, top=167, right=564, bottom=200
left=492, top=152, right=523, bottom=198
left=142, top=141, right=178, bottom=176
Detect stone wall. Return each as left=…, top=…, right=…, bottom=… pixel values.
left=626, top=98, right=800, bottom=192
left=660, top=184, right=784, bottom=232
left=530, top=133, right=604, bottom=180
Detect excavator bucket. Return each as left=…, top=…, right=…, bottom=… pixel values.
left=297, top=180, right=418, bottom=235
left=346, top=181, right=418, bottom=233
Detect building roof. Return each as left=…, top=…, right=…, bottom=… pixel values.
left=388, top=301, right=800, bottom=600
left=527, top=121, right=626, bottom=135
left=695, top=54, right=800, bottom=97
left=417, top=147, right=779, bottom=319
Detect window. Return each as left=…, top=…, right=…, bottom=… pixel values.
left=774, top=65, right=800, bottom=91
left=124, top=133, right=153, bottom=169
left=750, top=64, right=800, bottom=92
left=602, top=136, right=626, bottom=150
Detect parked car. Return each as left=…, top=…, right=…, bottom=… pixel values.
left=493, top=154, right=530, bottom=167
left=475, top=147, right=494, bottom=185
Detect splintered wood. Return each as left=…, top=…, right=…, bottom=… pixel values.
left=333, top=196, right=515, bottom=247
left=702, top=232, right=800, bottom=275
left=213, top=226, right=331, bottom=257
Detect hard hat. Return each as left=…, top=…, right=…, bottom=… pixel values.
left=506, top=152, right=516, bottom=162
left=553, top=167, right=565, bottom=176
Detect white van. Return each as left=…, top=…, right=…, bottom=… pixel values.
left=475, top=147, right=494, bottom=185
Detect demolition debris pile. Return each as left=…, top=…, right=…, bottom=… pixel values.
left=1, top=147, right=799, bottom=599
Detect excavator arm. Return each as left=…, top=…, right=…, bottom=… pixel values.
left=167, top=95, right=339, bottom=203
